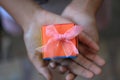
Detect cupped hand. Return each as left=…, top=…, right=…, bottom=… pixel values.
left=24, top=10, right=72, bottom=80
left=57, top=2, right=106, bottom=80
left=24, top=8, right=100, bottom=80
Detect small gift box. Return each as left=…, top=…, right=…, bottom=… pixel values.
left=40, top=23, right=82, bottom=60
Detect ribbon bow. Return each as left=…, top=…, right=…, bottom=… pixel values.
left=40, top=25, right=82, bottom=58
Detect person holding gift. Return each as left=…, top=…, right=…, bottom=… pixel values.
left=0, top=0, right=106, bottom=80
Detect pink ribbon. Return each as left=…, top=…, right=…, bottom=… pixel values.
left=41, top=24, right=82, bottom=58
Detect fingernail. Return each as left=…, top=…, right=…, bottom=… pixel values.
left=95, top=68, right=102, bottom=75
left=86, top=72, right=94, bottom=79
left=92, top=43, right=99, bottom=51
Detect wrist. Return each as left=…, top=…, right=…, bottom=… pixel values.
left=62, top=3, right=96, bottom=20
left=70, top=0, right=103, bottom=15
left=0, top=0, right=44, bottom=34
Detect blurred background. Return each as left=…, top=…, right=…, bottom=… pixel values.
left=0, top=0, right=120, bottom=80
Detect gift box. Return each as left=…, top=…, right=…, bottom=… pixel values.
left=41, top=23, right=82, bottom=60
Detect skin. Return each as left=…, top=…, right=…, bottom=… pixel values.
left=56, top=0, right=105, bottom=79
left=48, top=0, right=105, bottom=79
left=0, top=0, right=105, bottom=80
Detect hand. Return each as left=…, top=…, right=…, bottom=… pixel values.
left=56, top=1, right=106, bottom=80
left=24, top=10, right=72, bottom=80
left=24, top=9, right=100, bottom=80
left=46, top=8, right=104, bottom=79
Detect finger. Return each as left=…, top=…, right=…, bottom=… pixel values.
left=49, top=62, right=57, bottom=69
left=78, top=42, right=96, bottom=55
left=70, top=62, right=94, bottom=78
left=78, top=43, right=105, bottom=67
left=78, top=42, right=98, bottom=54
left=66, top=72, right=76, bottom=80
left=61, top=60, right=94, bottom=79
left=78, top=44, right=105, bottom=66
left=83, top=53, right=106, bottom=66
left=74, top=54, right=102, bottom=75
left=59, top=65, right=68, bottom=73
left=78, top=32, right=99, bottom=51
left=49, top=61, right=68, bottom=74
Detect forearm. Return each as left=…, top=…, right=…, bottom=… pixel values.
left=0, top=0, right=43, bottom=32
left=70, top=0, right=103, bottom=15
